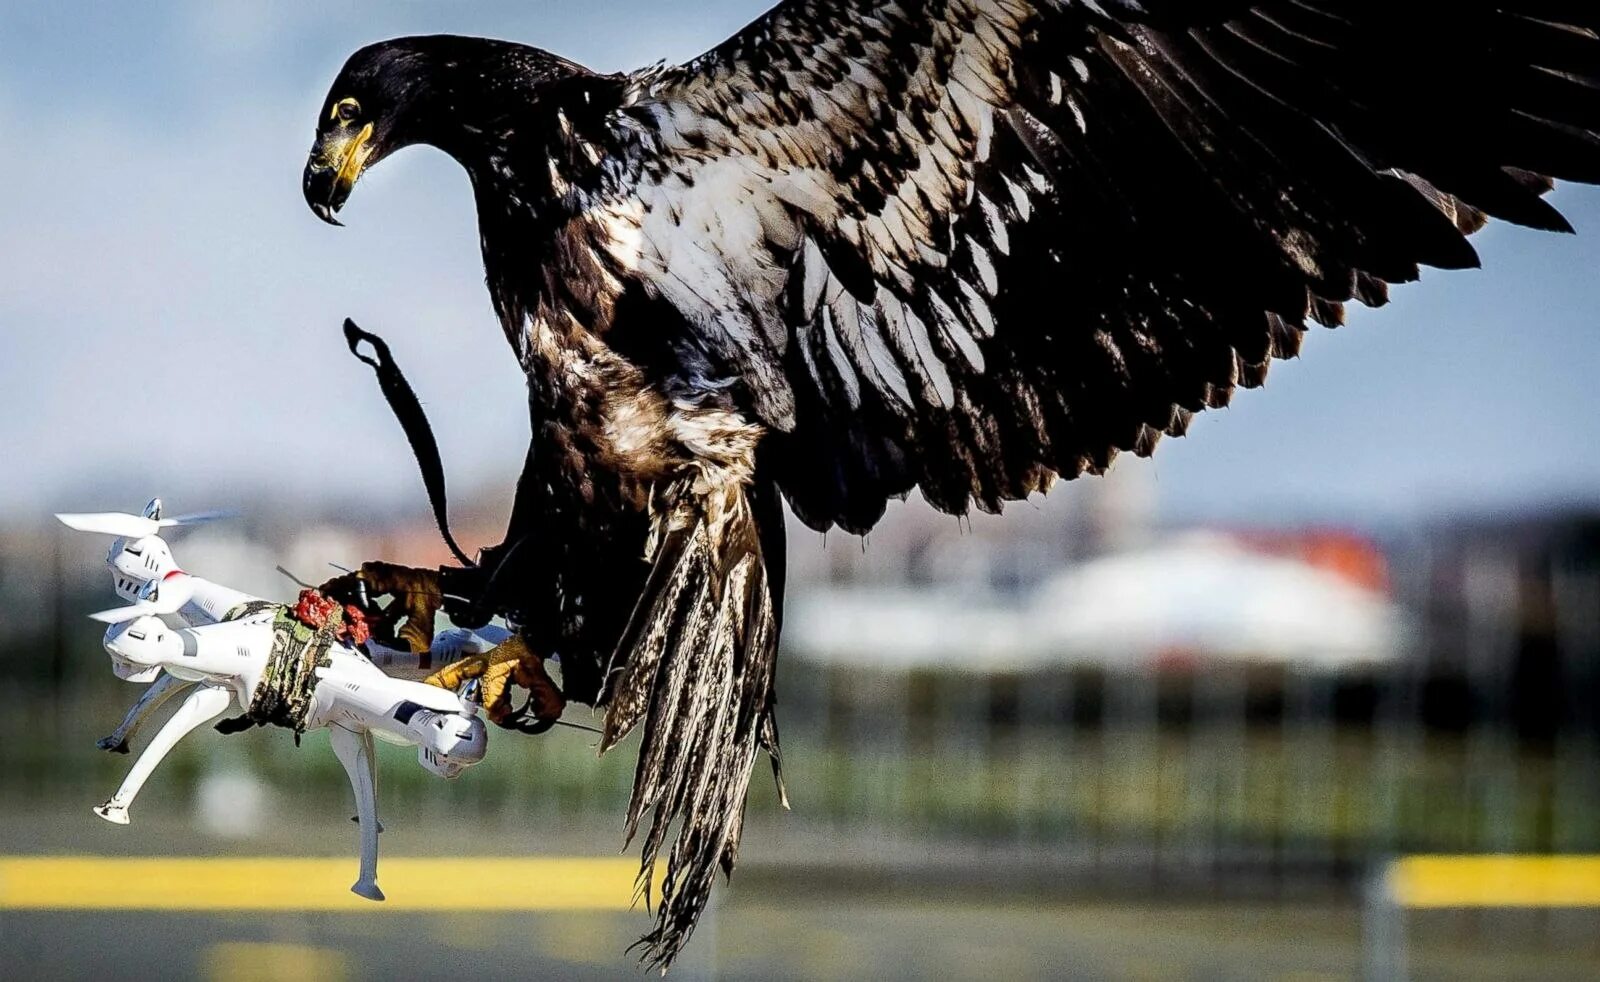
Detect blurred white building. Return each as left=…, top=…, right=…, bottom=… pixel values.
left=785, top=530, right=1402, bottom=672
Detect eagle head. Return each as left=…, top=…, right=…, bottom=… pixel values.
left=303, top=35, right=582, bottom=226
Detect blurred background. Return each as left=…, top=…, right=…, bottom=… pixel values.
left=3, top=2, right=1600, bottom=980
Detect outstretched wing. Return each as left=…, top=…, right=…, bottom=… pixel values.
left=606, top=0, right=1600, bottom=533
left=583, top=0, right=1600, bottom=965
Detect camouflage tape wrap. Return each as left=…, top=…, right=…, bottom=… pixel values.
left=246, top=605, right=338, bottom=736
left=213, top=594, right=359, bottom=739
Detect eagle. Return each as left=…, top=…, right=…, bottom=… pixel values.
left=301, top=0, right=1600, bottom=966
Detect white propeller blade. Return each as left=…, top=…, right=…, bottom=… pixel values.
left=90, top=576, right=190, bottom=623
left=58, top=512, right=163, bottom=537
left=57, top=509, right=233, bottom=538
left=160, top=509, right=234, bottom=527
left=90, top=601, right=171, bottom=624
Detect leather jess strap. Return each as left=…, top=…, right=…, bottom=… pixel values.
left=341, top=318, right=476, bottom=569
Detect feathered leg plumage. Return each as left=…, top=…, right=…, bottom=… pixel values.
left=600, top=474, right=787, bottom=969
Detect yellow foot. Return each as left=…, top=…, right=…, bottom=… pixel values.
left=423, top=635, right=566, bottom=732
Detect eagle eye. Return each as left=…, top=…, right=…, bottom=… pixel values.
left=333, top=98, right=361, bottom=124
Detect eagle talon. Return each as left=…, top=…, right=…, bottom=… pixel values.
left=423, top=635, right=565, bottom=732
left=321, top=561, right=443, bottom=654
left=501, top=695, right=560, bottom=734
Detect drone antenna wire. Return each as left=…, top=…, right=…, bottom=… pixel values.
left=553, top=718, right=604, bottom=735
left=275, top=565, right=317, bottom=589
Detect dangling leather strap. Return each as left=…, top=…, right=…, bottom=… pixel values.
left=342, top=318, right=475, bottom=568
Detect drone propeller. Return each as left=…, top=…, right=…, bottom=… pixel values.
left=90, top=577, right=189, bottom=624
left=57, top=506, right=234, bottom=539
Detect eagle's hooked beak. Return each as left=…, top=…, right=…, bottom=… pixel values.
left=303, top=121, right=374, bottom=227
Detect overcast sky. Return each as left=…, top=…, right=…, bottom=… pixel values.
left=4, top=0, right=1600, bottom=530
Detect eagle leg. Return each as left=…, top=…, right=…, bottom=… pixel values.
left=422, top=634, right=566, bottom=730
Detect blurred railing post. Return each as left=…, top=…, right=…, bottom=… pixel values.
left=1464, top=549, right=1520, bottom=853
left=1552, top=565, right=1599, bottom=854
left=1362, top=859, right=1407, bottom=982
left=1378, top=541, right=1432, bottom=859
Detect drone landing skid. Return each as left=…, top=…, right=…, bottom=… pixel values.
left=92, top=802, right=131, bottom=825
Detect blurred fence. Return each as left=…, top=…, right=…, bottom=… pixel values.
left=3, top=519, right=1598, bottom=892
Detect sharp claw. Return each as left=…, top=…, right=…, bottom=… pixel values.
left=515, top=712, right=559, bottom=735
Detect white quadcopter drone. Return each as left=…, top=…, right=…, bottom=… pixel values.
left=59, top=498, right=511, bottom=901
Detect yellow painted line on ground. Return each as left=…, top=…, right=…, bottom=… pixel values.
left=1389, top=855, right=1600, bottom=909
left=202, top=942, right=349, bottom=982
left=0, top=856, right=664, bottom=912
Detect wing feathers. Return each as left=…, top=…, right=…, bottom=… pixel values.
left=585, top=5, right=1600, bottom=959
